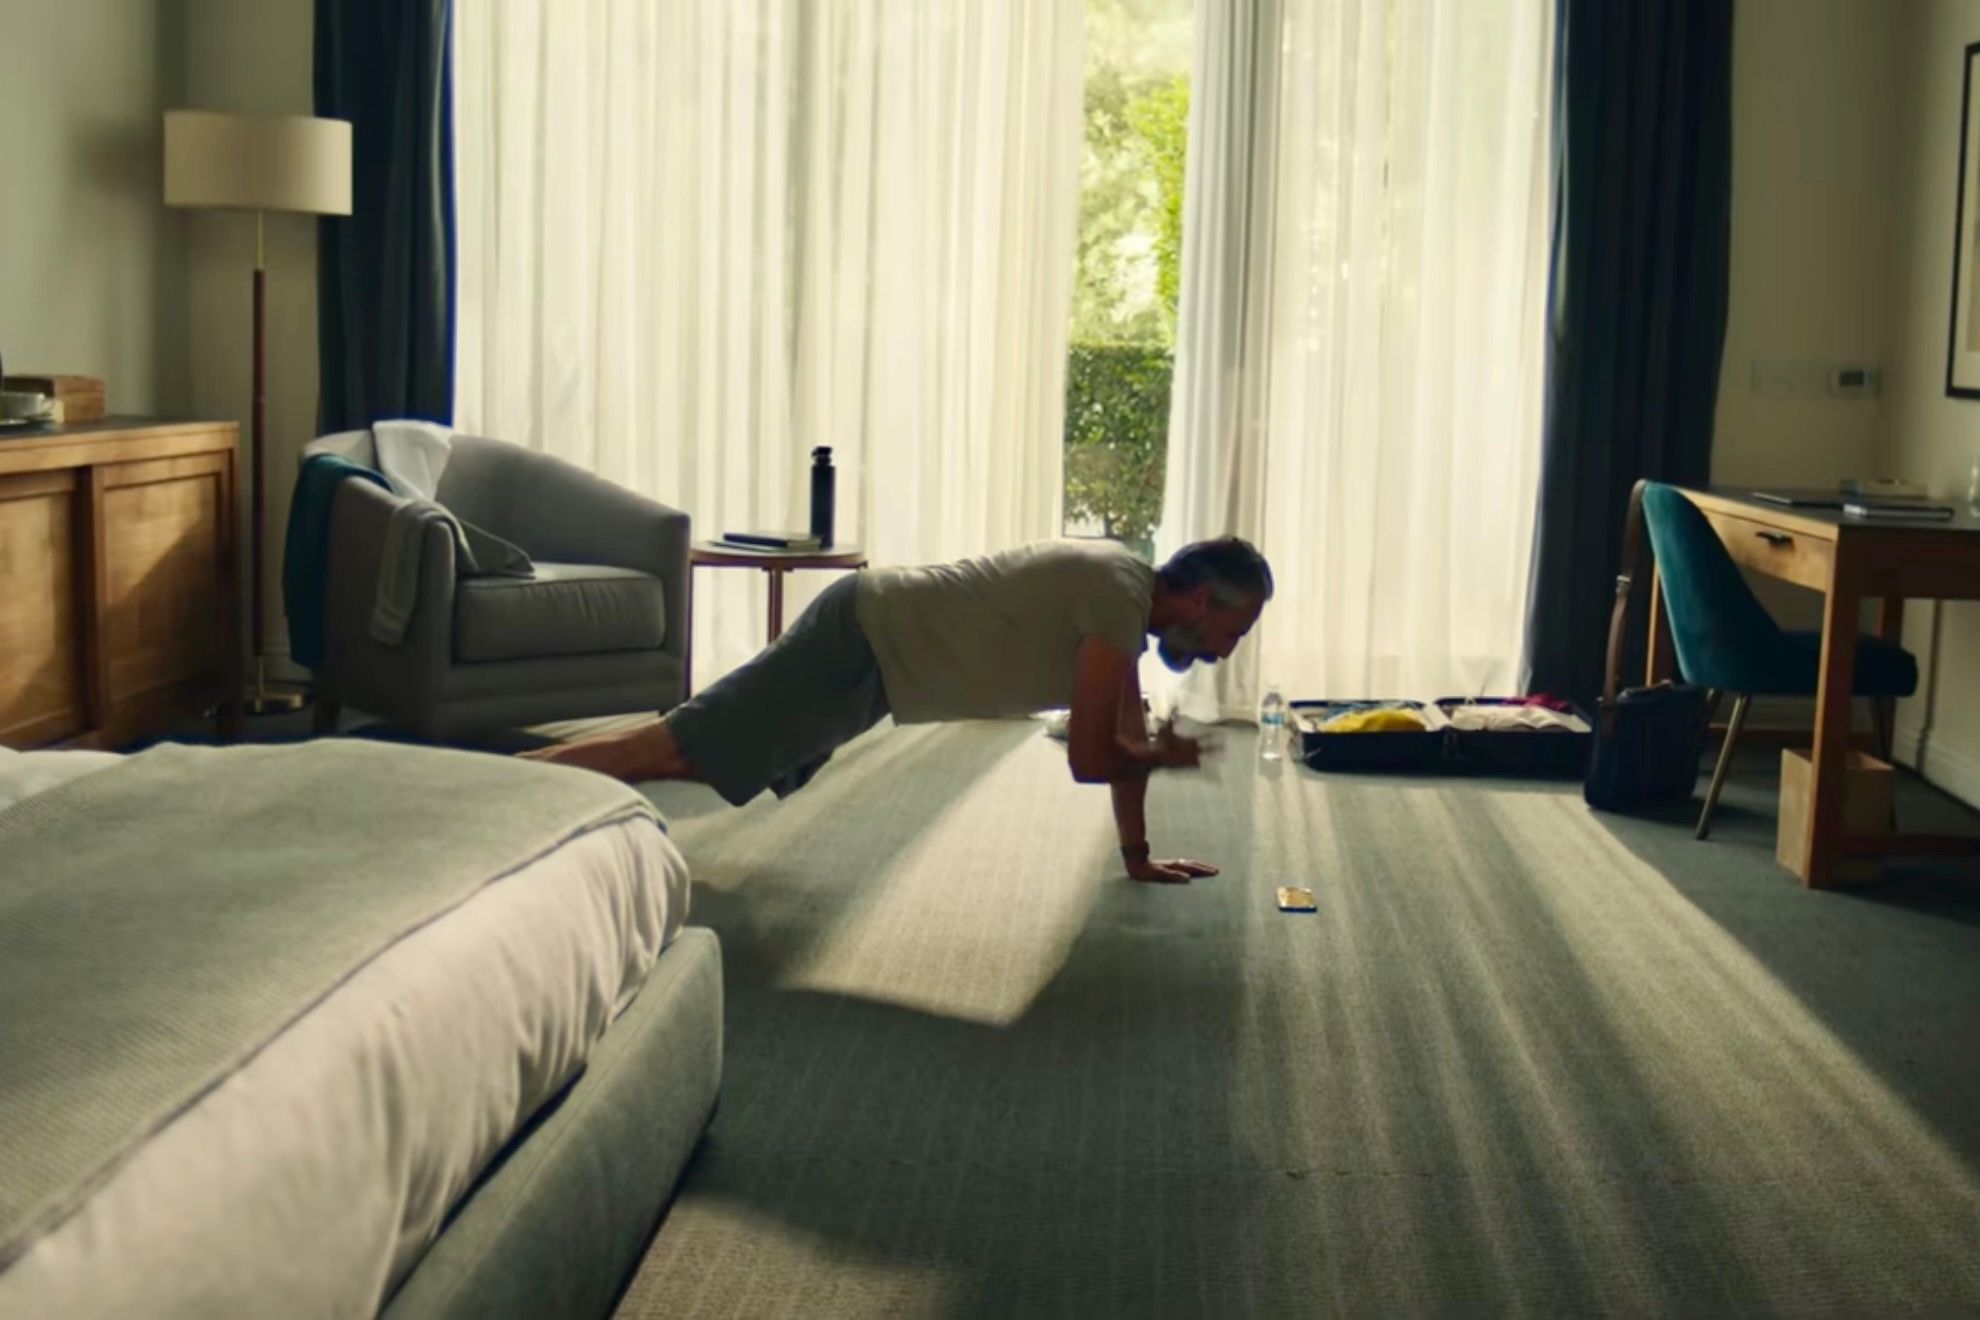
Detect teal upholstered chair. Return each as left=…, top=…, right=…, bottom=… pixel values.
left=1640, top=483, right=1919, bottom=839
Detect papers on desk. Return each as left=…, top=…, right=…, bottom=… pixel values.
left=1752, top=480, right=1932, bottom=509
left=1751, top=489, right=1843, bottom=508
left=1841, top=499, right=1956, bottom=521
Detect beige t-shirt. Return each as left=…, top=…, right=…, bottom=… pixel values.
left=855, top=540, right=1155, bottom=724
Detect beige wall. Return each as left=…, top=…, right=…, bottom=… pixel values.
left=0, top=0, right=318, bottom=665
left=0, top=0, right=189, bottom=415
left=1715, top=0, right=1903, bottom=493
left=1713, top=0, right=1907, bottom=658
left=181, top=0, right=319, bottom=663
left=1885, top=0, right=1980, bottom=803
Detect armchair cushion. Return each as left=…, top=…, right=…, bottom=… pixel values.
left=454, top=563, right=667, bottom=663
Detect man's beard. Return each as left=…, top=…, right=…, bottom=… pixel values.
left=1157, top=627, right=1214, bottom=673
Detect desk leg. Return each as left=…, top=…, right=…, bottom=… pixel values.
left=1647, top=565, right=1676, bottom=684
left=1874, top=598, right=1904, bottom=762
left=1800, top=571, right=1862, bottom=888
left=768, top=568, right=786, bottom=640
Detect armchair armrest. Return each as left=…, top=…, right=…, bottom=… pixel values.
left=436, top=440, right=691, bottom=660
left=319, top=478, right=458, bottom=718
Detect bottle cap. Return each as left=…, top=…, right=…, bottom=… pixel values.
left=813, top=446, right=832, bottom=461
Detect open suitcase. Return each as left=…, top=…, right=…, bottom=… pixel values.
left=1293, top=697, right=1592, bottom=778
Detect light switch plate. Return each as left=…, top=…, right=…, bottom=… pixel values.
left=1750, top=360, right=1881, bottom=399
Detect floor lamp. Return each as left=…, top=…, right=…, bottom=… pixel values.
left=165, top=110, right=352, bottom=715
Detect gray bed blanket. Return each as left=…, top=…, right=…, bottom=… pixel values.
left=0, top=739, right=662, bottom=1269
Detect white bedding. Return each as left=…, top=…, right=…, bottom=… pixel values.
left=0, top=747, right=122, bottom=811
left=0, top=748, right=690, bottom=1319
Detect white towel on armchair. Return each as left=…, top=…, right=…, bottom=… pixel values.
left=371, top=420, right=455, bottom=500
left=303, top=421, right=453, bottom=501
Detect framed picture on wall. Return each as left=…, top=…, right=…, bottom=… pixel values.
left=1948, top=41, right=1980, bottom=397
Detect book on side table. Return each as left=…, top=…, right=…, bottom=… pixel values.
left=718, top=530, right=821, bottom=551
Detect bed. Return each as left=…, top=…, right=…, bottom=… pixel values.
left=0, top=740, right=721, bottom=1319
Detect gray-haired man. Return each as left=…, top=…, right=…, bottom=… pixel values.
left=528, top=537, right=1274, bottom=883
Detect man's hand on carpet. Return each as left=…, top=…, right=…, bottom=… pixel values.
left=1125, top=855, right=1221, bottom=884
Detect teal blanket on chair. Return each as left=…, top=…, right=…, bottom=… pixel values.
left=284, top=452, right=390, bottom=669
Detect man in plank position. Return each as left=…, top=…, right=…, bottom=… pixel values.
left=527, top=537, right=1273, bottom=883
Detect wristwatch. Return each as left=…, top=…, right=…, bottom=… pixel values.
left=1120, top=841, right=1151, bottom=863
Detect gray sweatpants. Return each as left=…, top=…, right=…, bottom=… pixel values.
left=667, top=575, right=891, bottom=806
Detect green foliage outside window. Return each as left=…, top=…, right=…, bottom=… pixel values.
left=1123, top=74, right=1189, bottom=331
left=1064, top=1, right=1190, bottom=559
left=1063, top=343, right=1172, bottom=559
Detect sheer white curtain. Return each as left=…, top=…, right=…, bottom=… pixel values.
left=1159, top=0, right=1554, bottom=720
left=455, top=1, right=1083, bottom=683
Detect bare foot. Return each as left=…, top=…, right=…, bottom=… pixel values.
left=517, top=719, right=686, bottom=783
left=516, top=732, right=635, bottom=778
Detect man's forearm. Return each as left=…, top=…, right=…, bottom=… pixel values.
left=1109, top=727, right=1166, bottom=777
left=1110, top=773, right=1149, bottom=848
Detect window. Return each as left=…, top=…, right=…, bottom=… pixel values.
left=1062, top=0, right=1192, bottom=561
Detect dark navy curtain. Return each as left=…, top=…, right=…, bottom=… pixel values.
left=1522, top=0, right=1734, bottom=703
left=314, top=0, right=455, bottom=431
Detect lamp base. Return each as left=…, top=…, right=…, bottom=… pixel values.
left=244, top=687, right=308, bottom=717
left=243, top=659, right=307, bottom=717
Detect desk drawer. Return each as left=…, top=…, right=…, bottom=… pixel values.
left=1700, top=511, right=1834, bottom=590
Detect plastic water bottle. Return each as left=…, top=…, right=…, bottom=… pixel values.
left=1259, top=680, right=1287, bottom=761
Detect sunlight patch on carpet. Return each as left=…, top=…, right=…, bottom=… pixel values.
left=773, top=729, right=1107, bottom=1026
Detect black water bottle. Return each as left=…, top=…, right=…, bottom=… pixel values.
left=810, top=446, right=836, bottom=549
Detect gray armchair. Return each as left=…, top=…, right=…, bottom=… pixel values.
left=310, top=436, right=690, bottom=741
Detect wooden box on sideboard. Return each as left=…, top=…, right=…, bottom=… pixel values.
left=2, top=374, right=108, bottom=424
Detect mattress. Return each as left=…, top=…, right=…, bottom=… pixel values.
left=0, top=747, right=691, bottom=1319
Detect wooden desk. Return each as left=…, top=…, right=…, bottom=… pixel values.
left=685, top=542, right=867, bottom=696
left=1649, top=489, right=1980, bottom=888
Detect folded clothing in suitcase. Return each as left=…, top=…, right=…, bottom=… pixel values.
left=1436, top=697, right=1591, bottom=777
left=1293, top=700, right=1450, bottom=772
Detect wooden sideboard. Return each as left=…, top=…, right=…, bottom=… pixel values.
left=0, top=418, right=241, bottom=749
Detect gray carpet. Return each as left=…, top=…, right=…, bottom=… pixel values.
left=616, top=720, right=1980, bottom=1317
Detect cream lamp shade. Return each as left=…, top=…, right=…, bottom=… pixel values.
left=163, top=110, right=353, bottom=215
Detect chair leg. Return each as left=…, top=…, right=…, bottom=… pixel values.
left=1697, top=693, right=1751, bottom=841
left=1872, top=697, right=1895, bottom=764
left=1869, top=697, right=1902, bottom=834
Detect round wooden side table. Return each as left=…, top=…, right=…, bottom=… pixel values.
left=685, top=541, right=869, bottom=696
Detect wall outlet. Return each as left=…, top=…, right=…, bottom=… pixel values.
left=1750, top=359, right=1881, bottom=399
